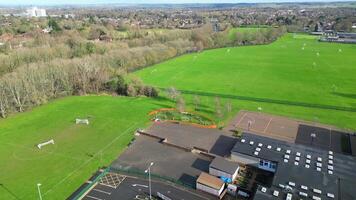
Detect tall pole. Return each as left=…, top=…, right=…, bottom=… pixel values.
left=37, top=183, right=42, bottom=200
left=145, top=162, right=154, bottom=200
left=148, top=167, right=152, bottom=200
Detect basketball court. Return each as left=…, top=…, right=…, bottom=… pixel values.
left=227, top=110, right=299, bottom=143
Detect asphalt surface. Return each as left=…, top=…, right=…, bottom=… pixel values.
left=112, top=135, right=211, bottom=187
left=82, top=175, right=214, bottom=200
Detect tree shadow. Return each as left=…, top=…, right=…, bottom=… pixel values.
left=332, top=92, right=356, bottom=99
left=154, top=87, right=356, bottom=112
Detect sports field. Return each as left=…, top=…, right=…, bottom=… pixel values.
left=0, top=96, right=162, bottom=199
left=135, top=34, right=356, bottom=130
left=0, top=33, right=355, bottom=199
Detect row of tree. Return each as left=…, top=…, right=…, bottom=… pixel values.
left=0, top=59, right=157, bottom=118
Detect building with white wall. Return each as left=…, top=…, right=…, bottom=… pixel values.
left=196, top=172, right=225, bottom=198
left=26, top=7, right=47, bottom=18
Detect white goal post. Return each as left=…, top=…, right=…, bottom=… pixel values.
left=76, top=119, right=89, bottom=125
left=37, top=139, right=55, bottom=149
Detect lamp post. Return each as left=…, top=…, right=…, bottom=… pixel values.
left=37, top=183, right=42, bottom=200
left=145, top=162, right=154, bottom=199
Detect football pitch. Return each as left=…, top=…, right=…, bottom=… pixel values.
left=135, top=33, right=356, bottom=130
left=0, top=96, right=161, bottom=199
left=0, top=33, right=355, bottom=199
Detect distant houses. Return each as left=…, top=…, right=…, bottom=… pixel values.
left=319, top=31, right=356, bottom=44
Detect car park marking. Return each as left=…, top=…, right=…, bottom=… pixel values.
left=93, top=188, right=111, bottom=195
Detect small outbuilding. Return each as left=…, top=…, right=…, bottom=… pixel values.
left=209, top=157, right=239, bottom=181
left=196, top=172, right=225, bottom=198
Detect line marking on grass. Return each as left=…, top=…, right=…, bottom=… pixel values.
left=0, top=141, right=86, bottom=161
left=42, top=123, right=138, bottom=197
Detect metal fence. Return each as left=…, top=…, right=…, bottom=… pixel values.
left=68, top=167, right=110, bottom=200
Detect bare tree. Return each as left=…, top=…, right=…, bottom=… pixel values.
left=226, top=100, right=232, bottom=113
left=215, top=97, right=224, bottom=120
left=176, top=97, right=185, bottom=113
left=193, top=95, right=200, bottom=111
left=0, top=81, right=9, bottom=118
left=166, top=87, right=180, bottom=101
left=5, top=74, right=27, bottom=112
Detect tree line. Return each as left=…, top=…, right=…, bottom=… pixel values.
left=0, top=23, right=286, bottom=118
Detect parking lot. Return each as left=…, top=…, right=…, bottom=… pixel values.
left=112, top=135, right=212, bottom=187
left=82, top=174, right=213, bottom=200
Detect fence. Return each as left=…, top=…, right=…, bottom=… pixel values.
left=67, top=167, right=110, bottom=200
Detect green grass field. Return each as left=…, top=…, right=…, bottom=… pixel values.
left=0, top=33, right=356, bottom=200
left=135, top=34, right=356, bottom=130
left=0, top=96, right=164, bottom=199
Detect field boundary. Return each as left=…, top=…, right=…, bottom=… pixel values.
left=43, top=123, right=138, bottom=197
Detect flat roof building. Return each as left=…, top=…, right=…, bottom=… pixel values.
left=196, top=172, right=225, bottom=198
left=209, top=157, right=239, bottom=181
left=231, top=132, right=356, bottom=200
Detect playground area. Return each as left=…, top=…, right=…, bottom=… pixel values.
left=227, top=110, right=354, bottom=155
left=226, top=110, right=299, bottom=143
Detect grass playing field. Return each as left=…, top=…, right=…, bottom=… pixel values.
left=0, top=96, right=163, bottom=199
left=0, top=33, right=355, bottom=200
left=135, top=33, right=356, bottom=130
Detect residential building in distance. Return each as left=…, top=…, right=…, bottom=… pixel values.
left=26, top=7, right=47, bottom=17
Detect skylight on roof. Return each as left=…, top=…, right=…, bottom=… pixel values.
left=313, top=188, right=322, bottom=194
left=273, top=190, right=279, bottom=197
left=288, top=182, right=296, bottom=187
left=299, top=191, right=308, bottom=197
left=261, top=187, right=267, bottom=193
left=327, top=193, right=335, bottom=198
